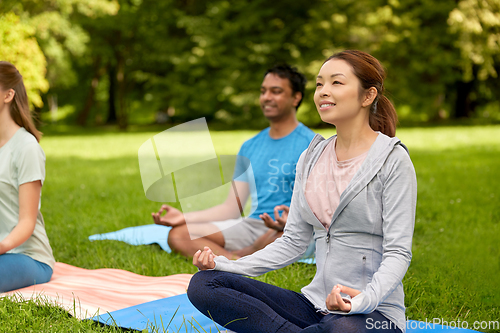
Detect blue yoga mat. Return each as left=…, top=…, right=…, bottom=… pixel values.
left=89, top=224, right=316, bottom=264
left=89, top=224, right=172, bottom=252
left=90, top=292, right=478, bottom=333
left=91, top=293, right=226, bottom=332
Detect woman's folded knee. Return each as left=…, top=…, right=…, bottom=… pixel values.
left=187, top=270, right=223, bottom=307
left=188, top=270, right=215, bottom=294
left=188, top=270, right=234, bottom=293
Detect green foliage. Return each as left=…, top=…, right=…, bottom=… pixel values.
left=2, top=0, right=500, bottom=126
left=29, top=11, right=90, bottom=88
left=448, top=0, right=500, bottom=81
left=0, top=12, right=48, bottom=107
left=367, top=0, right=460, bottom=121
left=4, top=0, right=119, bottom=89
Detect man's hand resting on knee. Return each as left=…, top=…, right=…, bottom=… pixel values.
left=230, top=204, right=289, bottom=257
left=260, top=205, right=289, bottom=231
left=152, top=204, right=186, bottom=227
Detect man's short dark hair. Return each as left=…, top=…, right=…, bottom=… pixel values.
left=264, top=64, right=307, bottom=109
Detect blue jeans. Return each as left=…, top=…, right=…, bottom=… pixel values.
left=187, top=271, right=402, bottom=333
left=0, top=253, right=53, bottom=292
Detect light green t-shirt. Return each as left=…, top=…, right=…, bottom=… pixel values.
left=0, top=127, right=55, bottom=269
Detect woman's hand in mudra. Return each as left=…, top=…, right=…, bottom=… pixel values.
left=326, top=284, right=361, bottom=312
left=193, top=246, right=217, bottom=270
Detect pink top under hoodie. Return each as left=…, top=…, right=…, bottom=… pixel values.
left=305, top=137, right=368, bottom=229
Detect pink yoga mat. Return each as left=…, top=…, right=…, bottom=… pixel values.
left=1, top=262, right=192, bottom=319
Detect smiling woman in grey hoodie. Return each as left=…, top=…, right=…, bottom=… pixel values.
left=187, top=50, right=417, bottom=333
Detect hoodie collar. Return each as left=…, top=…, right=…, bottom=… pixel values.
left=301, top=132, right=403, bottom=232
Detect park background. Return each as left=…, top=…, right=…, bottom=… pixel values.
left=1, top=0, right=499, bottom=332
left=1, top=0, right=500, bottom=128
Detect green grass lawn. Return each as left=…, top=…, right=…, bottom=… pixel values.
left=1, top=125, right=499, bottom=332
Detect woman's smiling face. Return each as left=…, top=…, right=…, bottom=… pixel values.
left=314, top=59, right=366, bottom=126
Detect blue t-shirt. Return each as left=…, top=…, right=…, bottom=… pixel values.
left=235, top=123, right=315, bottom=219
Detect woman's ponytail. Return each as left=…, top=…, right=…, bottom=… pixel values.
left=369, top=94, right=397, bottom=138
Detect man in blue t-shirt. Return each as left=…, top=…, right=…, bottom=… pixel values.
left=152, top=65, right=315, bottom=258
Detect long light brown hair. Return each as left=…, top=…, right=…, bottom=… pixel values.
left=325, top=50, right=398, bottom=137
left=0, top=61, right=41, bottom=142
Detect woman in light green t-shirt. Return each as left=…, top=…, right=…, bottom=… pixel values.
left=0, top=61, right=55, bottom=292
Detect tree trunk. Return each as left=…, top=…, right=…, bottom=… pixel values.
left=106, top=65, right=117, bottom=124
left=116, top=55, right=128, bottom=130
left=77, top=63, right=101, bottom=126
left=454, top=80, right=474, bottom=118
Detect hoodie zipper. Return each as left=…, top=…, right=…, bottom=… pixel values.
left=326, top=233, right=330, bottom=254
left=362, top=256, right=367, bottom=287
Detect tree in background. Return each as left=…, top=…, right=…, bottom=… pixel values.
left=158, top=0, right=324, bottom=127
left=1, top=0, right=119, bottom=124
left=448, top=0, right=500, bottom=118
left=2, top=0, right=499, bottom=128
left=76, top=0, right=324, bottom=128
left=0, top=12, right=48, bottom=112
left=80, top=0, right=198, bottom=128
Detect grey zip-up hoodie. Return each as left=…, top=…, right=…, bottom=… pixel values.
left=214, top=132, right=417, bottom=332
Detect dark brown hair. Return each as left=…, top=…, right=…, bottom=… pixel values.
left=0, top=61, right=41, bottom=142
left=325, top=50, right=397, bottom=137
left=265, top=64, right=307, bottom=109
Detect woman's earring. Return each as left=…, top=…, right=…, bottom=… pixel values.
left=371, top=100, right=378, bottom=114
